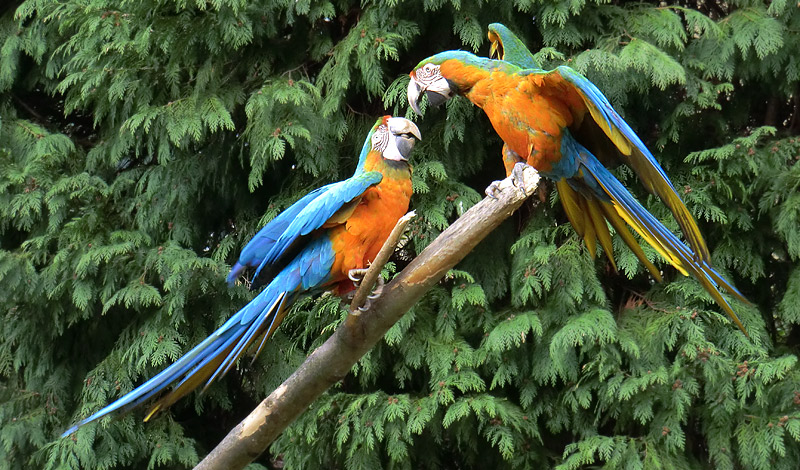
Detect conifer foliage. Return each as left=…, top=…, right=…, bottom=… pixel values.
left=1, top=1, right=800, bottom=468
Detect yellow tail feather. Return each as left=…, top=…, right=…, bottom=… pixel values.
left=596, top=202, right=663, bottom=282
left=580, top=196, right=598, bottom=259
left=578, top=92, right=711, bottom=262
left=608, top=202, right=690, bottom=276
left=556, top=179, right=585, bottom=236
left=584, top=197, right=616, bottom=271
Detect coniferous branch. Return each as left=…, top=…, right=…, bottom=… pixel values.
left=4, top=3, right=800, bottom=468
left=194, top=168, right=541, bottom=470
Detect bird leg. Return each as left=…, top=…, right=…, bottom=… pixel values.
left=487, top=147, right=530, bottom=199
left=485, top=180, right=503, bottom=199
left=347, top=268, right=385, bottom=311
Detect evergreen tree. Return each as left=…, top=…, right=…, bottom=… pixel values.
left=1, top=1, right=799, bottom=468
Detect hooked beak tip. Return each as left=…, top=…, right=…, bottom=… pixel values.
left=407, top=77, right=423, bottom=115
left=407, top=121, right=422, bottom=141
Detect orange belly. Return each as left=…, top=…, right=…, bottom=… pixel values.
left=327, top=180, right=411, bottom=294
left=468, top=72, right=578, bottom=175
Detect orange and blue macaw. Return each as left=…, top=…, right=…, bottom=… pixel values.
left=63, top=116, right=420, bottom=435
left=407, top=24, right=748, bottom=334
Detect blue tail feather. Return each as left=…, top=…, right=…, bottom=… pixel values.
left=62, top=284, right=291, bottom=437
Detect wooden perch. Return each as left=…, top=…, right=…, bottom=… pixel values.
left=193, top=167, right=541, bottom=470
left=348, top=210, right=416, bottom=313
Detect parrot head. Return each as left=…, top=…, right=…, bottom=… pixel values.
left=487, top=23, right=508, bottom=60
left=370, top=116, right=422, bottom=162
left=407, top=51, right=512, bottom=115
left=407, top=55, right=460, bottom=115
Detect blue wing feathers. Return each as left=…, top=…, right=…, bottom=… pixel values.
left=539, top=64, right=712, bottom=263
left=250, top=172, right=381, bottom=281
left=226, top=185, right=333, bottom=286
left=554, top=66, right=677, bottom=193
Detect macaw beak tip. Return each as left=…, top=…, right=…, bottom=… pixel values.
left=407, top=121, right=423, bottom=141
left=387, top=117, right=423, bottom=160
left=387, top=117, right=422, bottom=142
left=407, top=77, right=423, bottom=115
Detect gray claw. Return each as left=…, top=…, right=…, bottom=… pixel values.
left=511, top=162, right=532, bottom=196
left=367, top=277, right=385, bottom=300
left=348, top=268, right=369, bottom=285
left=485, top=181, right=502, bottom=199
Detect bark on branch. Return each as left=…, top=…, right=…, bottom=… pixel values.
left=194, top=167, right=541, bottom=470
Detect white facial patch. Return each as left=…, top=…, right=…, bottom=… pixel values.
left=371, top=124, right=390, bottom=153
left=414, top=63, right=443, bottom=87
left=372, top=118, right=421, bottom=161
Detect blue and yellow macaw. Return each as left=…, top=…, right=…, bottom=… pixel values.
left=63, top=116, right=421, bottom=435
left=406, top=24, right=748, bottom=334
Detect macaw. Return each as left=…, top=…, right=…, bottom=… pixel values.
left=406, top=27, right=748, bottom=334
left=486, top=23, right=543, bottom=175
left=63, top=116, right=421, bottom=435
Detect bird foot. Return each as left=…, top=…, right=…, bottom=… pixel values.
left=485, top=163, right=539, bottom=199
left=485, top=180, right=503, bottom=199
left=367, top=276, right=385, bottom=300
left=348, top=268, right=370, bottom=285
left=510, top=162, right=533, bottom=196
left=347, top=268, right=385, bottom=312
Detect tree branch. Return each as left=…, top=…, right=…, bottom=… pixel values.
left=349, top=210, right=416, bottom=312
left=193, top=167, right=541, bottom=470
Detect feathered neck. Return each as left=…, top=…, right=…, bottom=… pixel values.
left=426, top=51, right=519, bottom=91
left=354, top=130, right=374, bottom=174
left=362, top=150, right=411, bottom=179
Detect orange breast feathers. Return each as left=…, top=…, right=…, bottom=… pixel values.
left=328, top=176, right=412, bottom=293
left=464, top=71, right=584, bottom=174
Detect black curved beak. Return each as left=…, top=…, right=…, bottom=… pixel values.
left=424, top=89, right=451, bottom=108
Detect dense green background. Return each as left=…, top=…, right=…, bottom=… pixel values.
left=2, top=1, right=799, bottom=468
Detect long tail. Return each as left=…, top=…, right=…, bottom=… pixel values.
left=62, top=286, right=292, bottom=436
left=557, top=139, right=748, bottom=335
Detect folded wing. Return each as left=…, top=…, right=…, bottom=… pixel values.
left=531, top=66, right=711, bottom=262
left=228, top=172, right=383, bottom=287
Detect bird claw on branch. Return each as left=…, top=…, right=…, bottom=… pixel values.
left=367, top=278, right=384, bottom=300
left=344, top=211, right=416, bottom=316
left=510, top=162, right=533, bottom=196
left=485, top=162, right=538, bottom=199
left=347, top=268, right=385, bottom=312
left=485, top=180, right=502, bottom=199
left=348, top=268, right=370, bottom=285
